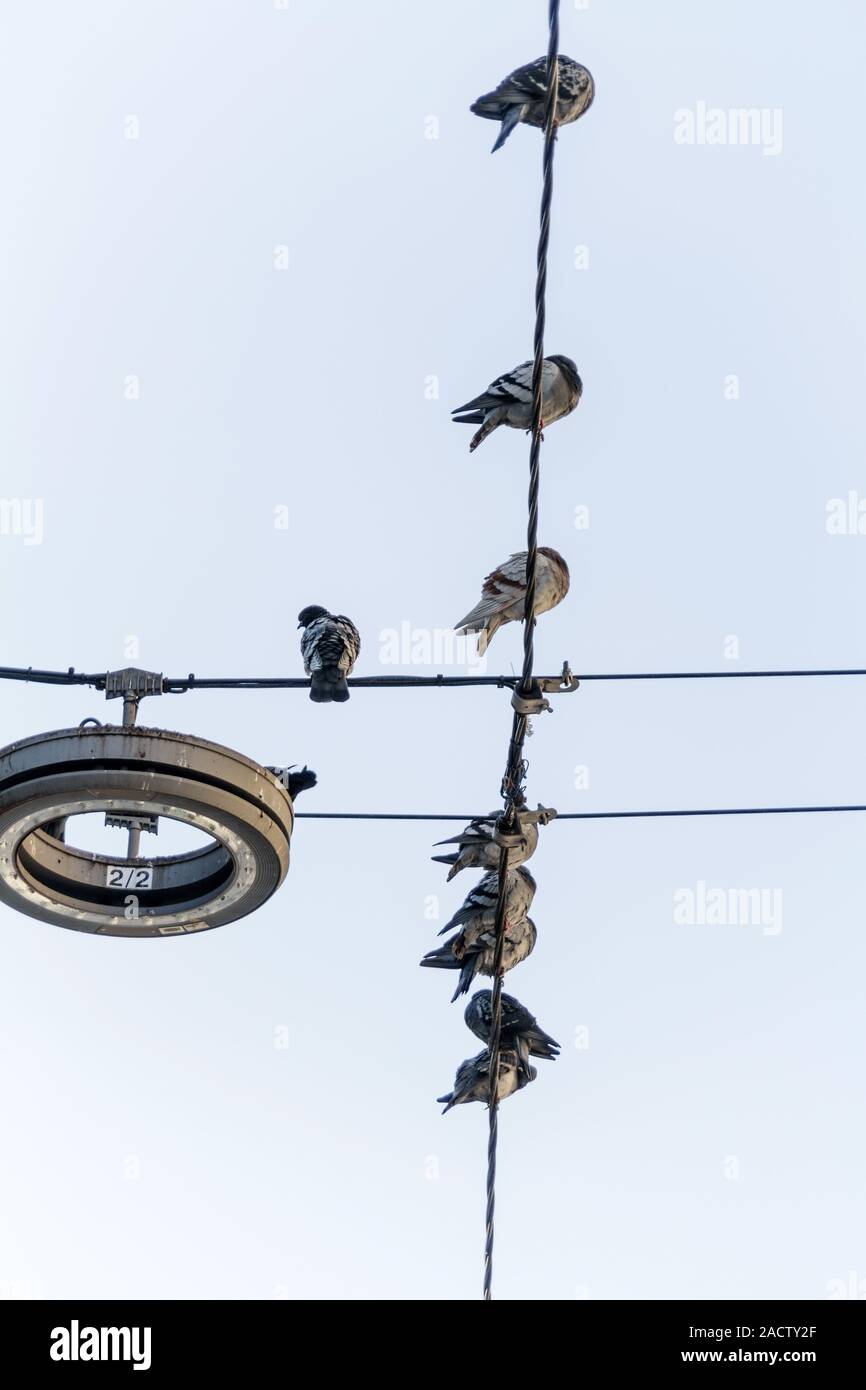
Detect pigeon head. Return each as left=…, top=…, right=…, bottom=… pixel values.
left=297, top=604, right=329, bottom=628
left=548, top=355, right=581, bottom=395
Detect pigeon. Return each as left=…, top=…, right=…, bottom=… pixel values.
left=431, top=805, right=557, bottom=880
left=471, top=55, right=595, bottom=152
left=437, top=1048, right=536, bottom=1112
left=452, top=356, right=581, bottom=452
left=433, top=815, right=537, bottom=881
left=465, top=990, right=560, bottom=1080
left=265, top=765, right=317, bottom=800
left=455, top=547, right=569, bottom=654
left=298, top=605, right=360, bottom=703
left=420, top=916, right=537, bottom=1002
left=436, top=865, right=536, bottom=937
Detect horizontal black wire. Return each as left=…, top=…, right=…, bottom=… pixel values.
left=576, top=668, right=866, bottom=682
left=164, top=675, right=533, bottom=691
left=3, top=664, right=866, bottom=691
left=295, top=804, right=866, bottom=821
left=0, top=666, right=530, bottom=690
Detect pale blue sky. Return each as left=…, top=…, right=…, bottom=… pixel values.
left=1, top=0, right=865, bottom=1300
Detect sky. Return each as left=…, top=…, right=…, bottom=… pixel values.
left=1, top=0, right=865, bottom=1301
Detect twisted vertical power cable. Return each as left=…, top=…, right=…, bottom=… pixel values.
left=484, top=0, right=561, bottom=1302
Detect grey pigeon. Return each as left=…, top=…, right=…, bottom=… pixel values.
left=465, top=989, right=560, bottom=1080
left=471, top=55, right=595, bottom=152
left=432, top=805, right=557, bottom=879
left=437, top=865, right=536, bottom=937
left=452, top=356, right=581, bottom=452
left=455, top=547, right=569, bottom=654
left=265, top=765, right=317, bottom=800
left=298, top=605, right=360, bottom=703
left=437, top=1048, right=536, bottom=1112
left=420, top=915, right=537, bottom=1002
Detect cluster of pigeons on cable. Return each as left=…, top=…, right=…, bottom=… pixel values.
left=421, top=53, right=592, bottom=1111
left=294, top=58, right=592, bottom=706
left=420, top=807, right=561, bottom=1112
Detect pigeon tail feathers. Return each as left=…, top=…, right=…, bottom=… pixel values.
left=309, top=667, right=350, bottom=703
left=469, top=417, right=500, bottom=452
left=491, top=103, right=527, bottom=151
left=451, top=958, right=479, bottom=1002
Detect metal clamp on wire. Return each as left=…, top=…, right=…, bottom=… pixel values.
left=510, top=681, right=551, bottom=716
left=521, top=803, right=558, bottom=827
left=536, top=661, right=580, bottom=695
left=104, top=668, right=164, bottom=701
left=493, top=801, right=558, bottom=850
left=104, top=668, right=165, bottom=727
left=492, top=817, right=526, bottom=849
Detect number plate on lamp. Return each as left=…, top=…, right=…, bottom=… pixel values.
left=105, top=865, right=154, bottom=890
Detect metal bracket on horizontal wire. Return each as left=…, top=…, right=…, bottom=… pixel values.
left=537, top=661, right=579, bottom=694
left=104, top=668, right=165, bottom=727
left=510, top=662, right=579, bottom=716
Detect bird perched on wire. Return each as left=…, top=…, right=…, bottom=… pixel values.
left=265, top=765, right=317, bottom=800
left=420, top=916, right=537, bottom=1002
left=437, top=1047, right=535, bottom=1113
left=436, top=865, right=536, bottom=937
left=431, top=805, right=557, bottom=880
left=452, top=356, right=581, bottom=452
left=465, top=990, right=560, bottom=1080
left=455, top=547, right=569, bottom=654
left=471, top=55, right=595, bottom=152
left=298, top=605, right=361, bottom=703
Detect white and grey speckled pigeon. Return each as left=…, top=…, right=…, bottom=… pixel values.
left=420, top=915, right=537, bottom=1002
left=452, top=356, right=581, bottom=452
left=437, top=1047, right=535, bottom=1113
left=298, top=605, right=360, bottom=703
left=455, top=547, right=569, bottom=655
left=436, top=865, right=536, bottom=937
left=465, top=990, right=560, bottom=1080
left=471, top=55, right=595, bottom=152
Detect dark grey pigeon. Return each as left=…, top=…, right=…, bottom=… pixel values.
left=465, top=989, right=560, bottom=1080
left=298, top=605, right=360, bottom=703
left=471, top=55, right=594, bottom=152
left=265, top=765, right=317, bottom=800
